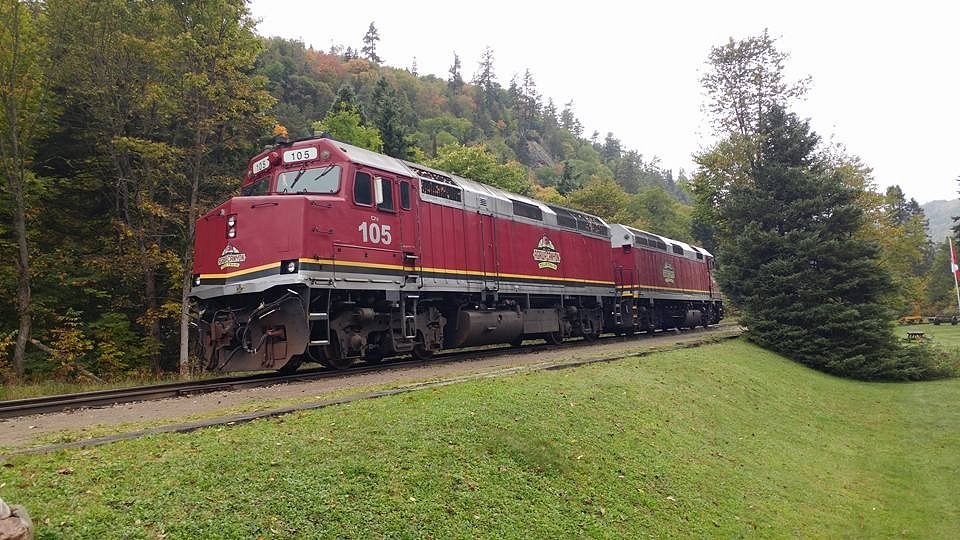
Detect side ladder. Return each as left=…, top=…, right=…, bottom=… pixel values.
left=309, top=288, right=331, bottom=346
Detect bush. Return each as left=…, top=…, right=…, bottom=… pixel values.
left=814, top=341, right=958, bottom=382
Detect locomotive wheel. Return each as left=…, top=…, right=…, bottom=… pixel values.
left=319, top=335, right=355, bottom=370
left=323, top=353, right=355, bottom=370
left=545, top=331, right=563, bottom=345
left=412, top=343, right=434, bottom=361
left=365, top=333, right=387, bottom=364
left=411, top=331, right=434, bottom=361
left=643, top=320, right=657, bottom=336
left=277, top=355, right=303, bottom=375
left=582, top=330, right=599, bottom=342
left=511, top=335, right=524, bottom=347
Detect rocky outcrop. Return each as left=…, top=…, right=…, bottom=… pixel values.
left=526, top=139, right=556, bottom=168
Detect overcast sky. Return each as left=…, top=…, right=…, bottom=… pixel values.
left=250, top=0, right=958, bottom=204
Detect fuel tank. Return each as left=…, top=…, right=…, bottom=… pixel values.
left=448, top=310, right=523, bottom=348
left=684, top=309, right=704, bottom=327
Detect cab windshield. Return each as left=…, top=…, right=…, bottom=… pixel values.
left=241, top=177, right=269, bottom=196
left=276, top=165, right=341, bottom=194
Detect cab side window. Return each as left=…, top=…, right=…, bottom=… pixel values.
left=354, top=171, right=372, bottom=205
left=377, top=177, right=395, bottom=212
left=400, top=181, right=411, bottom=210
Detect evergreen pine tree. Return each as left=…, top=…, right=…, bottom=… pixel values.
left=717, top=106, right=931, bottom=380
left=473, top=46, right=498, bottom=128
left=447, top=52, right=463, bottom=93
left=331, top=83, right=362, bottom=117
left=371, top=77, right=410, bottom=158
left=560, top=100, right=582, bottom=136
left=558, top=161, right=577, bottom=194
left=361, top=22, right=381, bottom=63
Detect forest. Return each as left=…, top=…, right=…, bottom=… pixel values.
left=0, top=0, right=952, bottom=382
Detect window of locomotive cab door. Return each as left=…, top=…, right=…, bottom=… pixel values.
left=399, top=181, right=410, bottom=210
left=354, top=171, right=373, bottom=206
left=376, top=176, right=395, bottom=212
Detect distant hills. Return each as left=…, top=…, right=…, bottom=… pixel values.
left=923, top=198, right=959, bottom=242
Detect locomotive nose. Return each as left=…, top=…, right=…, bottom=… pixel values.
left=192, top=196, right=306, bottom=294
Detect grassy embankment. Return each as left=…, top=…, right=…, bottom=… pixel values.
left=2, top=336, right=959, bottom=538
left=3, top=318, right=949, bottom=402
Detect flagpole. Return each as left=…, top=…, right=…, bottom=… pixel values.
left=952, top=237, right=960, bottom=314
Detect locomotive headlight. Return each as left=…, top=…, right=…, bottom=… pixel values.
left=193, top=275, right=201, bottom=286
left=227, top=215, right=236, bottom=227
left=227, top=227, right=236, bottom=238
left=286, top=261, right=297, bottom=273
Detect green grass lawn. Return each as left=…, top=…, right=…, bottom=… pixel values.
left=898, top=321, right=960, bottom=349
left=2, top=339, right=958, bottom=538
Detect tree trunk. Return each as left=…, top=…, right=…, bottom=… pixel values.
left=178, top=147, right=202, bottom=377
left=1, top=2, right=30, bottom=381
left=144, top=263, right=162, bottom=373
left=12, top=174, right=31, bottom=381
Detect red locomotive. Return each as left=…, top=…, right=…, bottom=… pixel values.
left=191, top=136, right=723, bottom=372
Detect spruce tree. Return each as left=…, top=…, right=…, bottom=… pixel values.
left=717, top=106, right=923, bottom=379
left=447, top=52, right=463, bottom=93
left=331, top=83, right=362, bottom=117
left=371, top=77, right=410, bottom=158
left=361, top=22, right=381, bottom=64
left=473, top=46, right=498, bottom=129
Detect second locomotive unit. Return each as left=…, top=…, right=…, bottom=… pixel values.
left=190, top=136, right=723, bottom=373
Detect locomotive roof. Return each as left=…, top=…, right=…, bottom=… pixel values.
left=333, top=142, right=567, bottom=223
left=400, top=159, right=611, bottom=239
left=610, top=224, right=713, bottom=260
left=271, top=137, right=612, bottom=238
left=335, top=140, right=417, bottom=178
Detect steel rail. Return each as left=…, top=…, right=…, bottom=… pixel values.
left=0, top=323, right=739, bottom=419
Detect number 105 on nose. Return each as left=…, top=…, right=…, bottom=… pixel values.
left=283, top=147, right=317, bottom=164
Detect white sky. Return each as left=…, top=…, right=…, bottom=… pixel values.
left=250, top=0, right=959, bottom=204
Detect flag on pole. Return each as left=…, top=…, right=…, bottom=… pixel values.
left=952, top=237, right=960, bottom=279
left=951, top=238, right=960, bottom=315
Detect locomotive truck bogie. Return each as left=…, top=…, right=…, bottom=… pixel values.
left=198, top=285, right=311, bottom=372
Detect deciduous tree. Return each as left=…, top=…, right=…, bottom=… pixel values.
left=625, top=187, right=692, bottom=242
left=170, top=0, right=273, bottom=376
left=313, top=109, right=382, bottom=151
left=565, top=177, right=630, bottom=222
left=427, top=143, right=531, bottom=195
left=0, top=0, right=52, bottom=379
left=701, top=29, right=808, bottom=140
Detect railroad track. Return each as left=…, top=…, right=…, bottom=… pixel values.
left=0, top=323, right=740, bottom=419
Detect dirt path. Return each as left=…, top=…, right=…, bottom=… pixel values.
left=1, top=326, right=742, bottom=450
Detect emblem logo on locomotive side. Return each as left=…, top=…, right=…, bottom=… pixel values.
left=662, top=263, right=676, bottom=284
left=217, top=244, right=246, bottom=270
left=533, top=235, right=561, bottom=270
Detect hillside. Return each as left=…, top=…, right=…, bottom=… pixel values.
left=4, top=339, right=958, bottom=537
left=923, top=198, right=959, bottom=241
left=257, top=38, right=691, bottom=207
